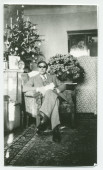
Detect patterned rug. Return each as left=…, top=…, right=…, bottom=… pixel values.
left=4, top=116, right=97, bottom=166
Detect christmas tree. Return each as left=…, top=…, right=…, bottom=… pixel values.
left=4, top=5, right=45, bottom=69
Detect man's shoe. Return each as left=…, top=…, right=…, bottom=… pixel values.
left=36, top=122, right=46, bottom=134
left=36, top=115, right=49, bottom=135
left=36, top=126, right=42, bottom=135
left=52, top=126, right=61, bottom=143
left=41, top=113, right=49, bottom=124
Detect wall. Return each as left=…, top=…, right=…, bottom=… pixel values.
left=24, top=6, right=97, bottom=114
left=24, top=5, right=97, bottom=61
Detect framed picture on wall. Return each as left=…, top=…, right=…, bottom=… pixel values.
left=67, top=29, right=97, bottom=57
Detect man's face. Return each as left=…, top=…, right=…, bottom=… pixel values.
left=38, top=63, right=47, bottom=75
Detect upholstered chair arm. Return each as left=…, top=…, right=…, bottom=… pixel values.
left=25, top=90, right=42, bottom=103
left=21, top=73, right=29, bottom=86
left=21, top=73, right=42, bottom=118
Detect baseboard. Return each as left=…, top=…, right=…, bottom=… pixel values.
left=76, top=112, right=97, bottom=119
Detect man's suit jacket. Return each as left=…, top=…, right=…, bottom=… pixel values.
left=23, top=73, right=68, bottom=101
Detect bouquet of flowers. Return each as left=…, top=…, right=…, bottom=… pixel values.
left=48, top=54, right=85, bottom=82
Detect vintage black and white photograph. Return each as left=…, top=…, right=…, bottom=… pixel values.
left=3, top=3, right=97, bottom=167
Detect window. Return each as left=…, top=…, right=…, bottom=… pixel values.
left=67, top=29, right=97, bottom=57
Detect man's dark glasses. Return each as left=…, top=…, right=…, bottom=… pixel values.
left=38, top=65, right=46, bottom=68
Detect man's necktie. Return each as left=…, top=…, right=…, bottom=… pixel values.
left=43, top=75, right=47, bottom=80
left=42, top=75, right=49, bottom=86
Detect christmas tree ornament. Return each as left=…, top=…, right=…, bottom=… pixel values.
left=33, top=25, right=36, bottom=29
left=21, top=51, right=25, bottom=55
left=38, top=42, right=41, bottom=46
left=10, top=17, right=12, bottom=29
left=15, top=47, right=18, bottom=51
left=17, top=17, right=19, bottom=22
left=32, top=54, right=35, bottom=58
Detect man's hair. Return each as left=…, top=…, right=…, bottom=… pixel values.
left=37, top=60, right=48, bottom=69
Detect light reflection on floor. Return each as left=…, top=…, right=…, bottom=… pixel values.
left=5, top=149, right=9, bottom=158
left=5, top=129, right=24, bottom=159
left=5, top=133, right=14, bottom=158
left=7, top=133, right=14, bottom=144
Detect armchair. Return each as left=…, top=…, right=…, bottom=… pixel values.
left=21, top=73, right=76, bottom=128
left=21, top=73, right=42, bottom=127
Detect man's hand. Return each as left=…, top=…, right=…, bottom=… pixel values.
left=55, top=88, right=60, bottom=93
left=53, top=88, right=60, bottom=94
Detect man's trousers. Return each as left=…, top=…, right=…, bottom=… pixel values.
left=40, top=90, right=60, bottom=130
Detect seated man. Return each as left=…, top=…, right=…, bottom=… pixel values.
left=23, top=61, right=67, bottom=142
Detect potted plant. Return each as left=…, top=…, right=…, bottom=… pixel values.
left=48, top=54, right=85, bottom=83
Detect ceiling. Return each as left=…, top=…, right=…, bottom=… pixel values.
left=24, top=5, right=97, bottom=15
left=4, top=5, right=97, bottom=15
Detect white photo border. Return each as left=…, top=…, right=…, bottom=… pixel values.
left=0, top=0, right=103, bottom=169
